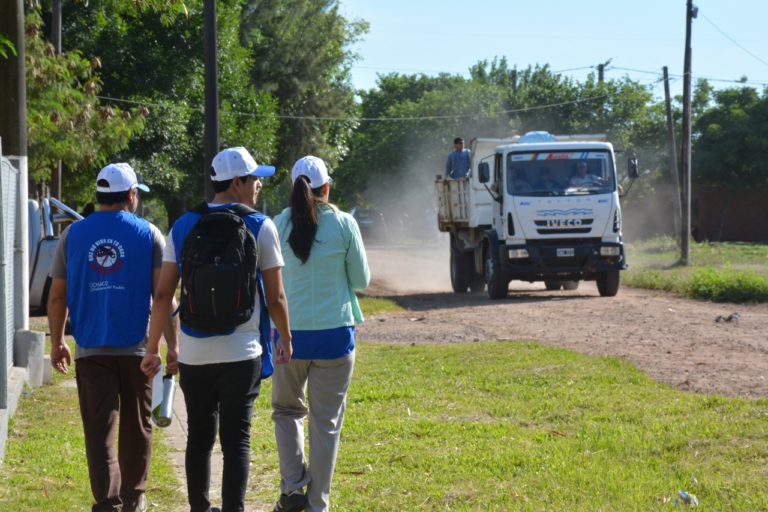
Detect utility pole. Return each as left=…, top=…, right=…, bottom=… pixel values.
left=663, top=66, right=683, bottom=250
left=597, top=58, right=612, bottom=84
left=203, top=0, right=218, bottom=201
left=680, top=0, right=697, bottom=265
left=0, top=0, right=31, bottom=347
left=50, top=0, right=63, bottom=203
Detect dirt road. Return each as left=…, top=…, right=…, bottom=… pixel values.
left=358, top=241, right=768, bottom=398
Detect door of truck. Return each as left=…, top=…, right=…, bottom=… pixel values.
left=468, top=138, right=515, bottom=228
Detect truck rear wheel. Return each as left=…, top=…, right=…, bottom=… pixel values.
left=450, top=241, right=472, bottom=293
left=562, top=280, right=580, bottom=291
left=544, top=280, right=561, bottom=291
left=485, top=253, right=508, bottom=299
left=597, top=270, right=620, bottom=297
left=470, top=273, right=485, bottom=293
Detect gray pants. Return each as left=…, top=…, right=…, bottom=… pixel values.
left=271, top=352, right=355, bottom=512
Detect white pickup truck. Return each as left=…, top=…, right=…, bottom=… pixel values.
left=437, top=131, right=638, bottom=299
left=28, top=197, right=83, bottom=314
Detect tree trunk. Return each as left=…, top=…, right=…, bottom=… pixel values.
left=166, top=196, right=186, bottom=229
left=715, top=190, right=733, bottom=242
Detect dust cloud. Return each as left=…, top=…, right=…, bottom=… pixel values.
left=359, top=148, right=453, bottom=294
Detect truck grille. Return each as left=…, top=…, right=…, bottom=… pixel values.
left=542, top=256, right=587, bottom=268
left=534, top=219, right=593, bottom=235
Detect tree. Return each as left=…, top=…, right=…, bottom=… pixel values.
left=693, top=85, right=768, bottom=239
left=0, top=34, right=15, bottom=58
left=241, top=0, right=367, bottom=168
left=25, top=8, right=145, bottom=205
left=57, top=0, right=279, bottom=224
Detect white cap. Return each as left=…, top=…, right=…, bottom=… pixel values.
left=291, top=155, right=332, bottom=189
left=96, top=163, right=150, bottom=193
left=210, top=147, right=275, bottom=181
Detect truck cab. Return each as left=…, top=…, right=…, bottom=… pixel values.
left=437, top=131, right=638, bottom=299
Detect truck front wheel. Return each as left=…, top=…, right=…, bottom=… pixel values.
left=450, top=242, right=472, bottom=293
left=596, top=270, right=620, bottom=297
left=485, top=253, right=509, bottom=299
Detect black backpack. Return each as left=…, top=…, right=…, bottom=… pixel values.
left=179, top=203, right=258, bottom=333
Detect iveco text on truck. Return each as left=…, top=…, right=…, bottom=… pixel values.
left=436, top=131, right=638, bottom=299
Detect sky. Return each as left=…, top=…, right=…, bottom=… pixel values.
left=338, top=0, right=768, bottom=99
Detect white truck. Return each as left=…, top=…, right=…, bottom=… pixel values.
left=437, top=131, right=638, bottom=299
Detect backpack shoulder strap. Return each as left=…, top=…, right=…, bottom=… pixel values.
left=228, top=204, right=257, bottom=217
left=190, top=201, right=209, bottom=215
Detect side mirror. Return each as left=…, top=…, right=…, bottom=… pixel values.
left=627, top=157, right=639, bottom=179
left=478, top=162, right=490, bottom=183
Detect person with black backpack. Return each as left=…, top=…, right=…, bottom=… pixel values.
left=141, top=147, right=292, bottom=512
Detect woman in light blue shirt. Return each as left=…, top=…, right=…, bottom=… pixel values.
left=270, top=155, right=369, bottom=512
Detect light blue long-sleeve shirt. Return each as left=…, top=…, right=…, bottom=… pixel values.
left=273, top=204, right=370, bottom=332
left=446, top=148, right=471, bottom=178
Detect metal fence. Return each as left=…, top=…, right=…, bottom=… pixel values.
left=0, top=147, right=19, bottom=381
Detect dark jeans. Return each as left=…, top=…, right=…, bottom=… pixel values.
left=75, top=356, right=152, bottom=512
left=179, top=357, right=262, bottom=512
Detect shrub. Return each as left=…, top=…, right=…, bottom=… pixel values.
left=685, top=268, right=768, bottom=303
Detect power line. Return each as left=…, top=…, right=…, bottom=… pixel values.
left=97, top=92, right=612, bottom=123
left=700, top=12, right=768, bottom=68
left=353, top=62, right=768, bottom=87
left=610, top=65, right=768, bottom=86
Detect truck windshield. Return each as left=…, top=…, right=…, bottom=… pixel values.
left=505, top=150, right=616, bottom=196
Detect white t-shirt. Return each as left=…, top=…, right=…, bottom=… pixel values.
left=164, top=209, right=284, bottom=365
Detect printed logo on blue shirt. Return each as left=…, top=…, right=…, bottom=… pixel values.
left=88, top=238, right=126, bottom=275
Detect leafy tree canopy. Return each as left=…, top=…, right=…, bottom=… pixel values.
left=25, top=8, right=145, bottom=204
left=241, top=0, right=368, bottom=169
left=693, top=84, right=768, bottom=189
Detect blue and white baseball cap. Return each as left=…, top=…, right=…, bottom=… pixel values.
left=210, top=147, right=275, bottom=181
left=96, top=163, right=150, bottom=193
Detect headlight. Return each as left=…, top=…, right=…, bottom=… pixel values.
left=508, top=249, right=529, bottom=259
left=600, top=246, right=621, bottom=256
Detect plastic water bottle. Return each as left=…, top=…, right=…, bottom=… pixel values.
left=152, top=375, right=176, bottom=428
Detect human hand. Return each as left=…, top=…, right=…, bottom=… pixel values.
left=165, top=348, right=179, bottom=375
left=274, top=337, right=293, bottom=365
left=50, top=343, right=72, bottom=374
left=140, top=352, right=162, bottom=378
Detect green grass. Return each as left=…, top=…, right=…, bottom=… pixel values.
left=248, top=342, right=768, bottom=511
left=358, top=296, right=403, bottom=316
left=625, top=237, right=768, bottom=302
left=0, top=321, right=185, bottom=511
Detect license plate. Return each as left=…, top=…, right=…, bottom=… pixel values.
left=557, top=248, right=575, bottom=257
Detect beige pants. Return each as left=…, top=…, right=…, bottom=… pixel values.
left=271, top=352, right=355, bottom=512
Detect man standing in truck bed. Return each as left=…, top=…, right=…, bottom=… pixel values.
left=445, top=137, right=471, bottom=179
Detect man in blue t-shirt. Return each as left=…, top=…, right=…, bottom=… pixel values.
left=140, top=147, right=293, bottom=512
left=48, top=163, right=178, bottom=512
left=445, top=137, right=471, bottom=179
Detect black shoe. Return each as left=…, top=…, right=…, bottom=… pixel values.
left=272, top=491, right=307, bottom=512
